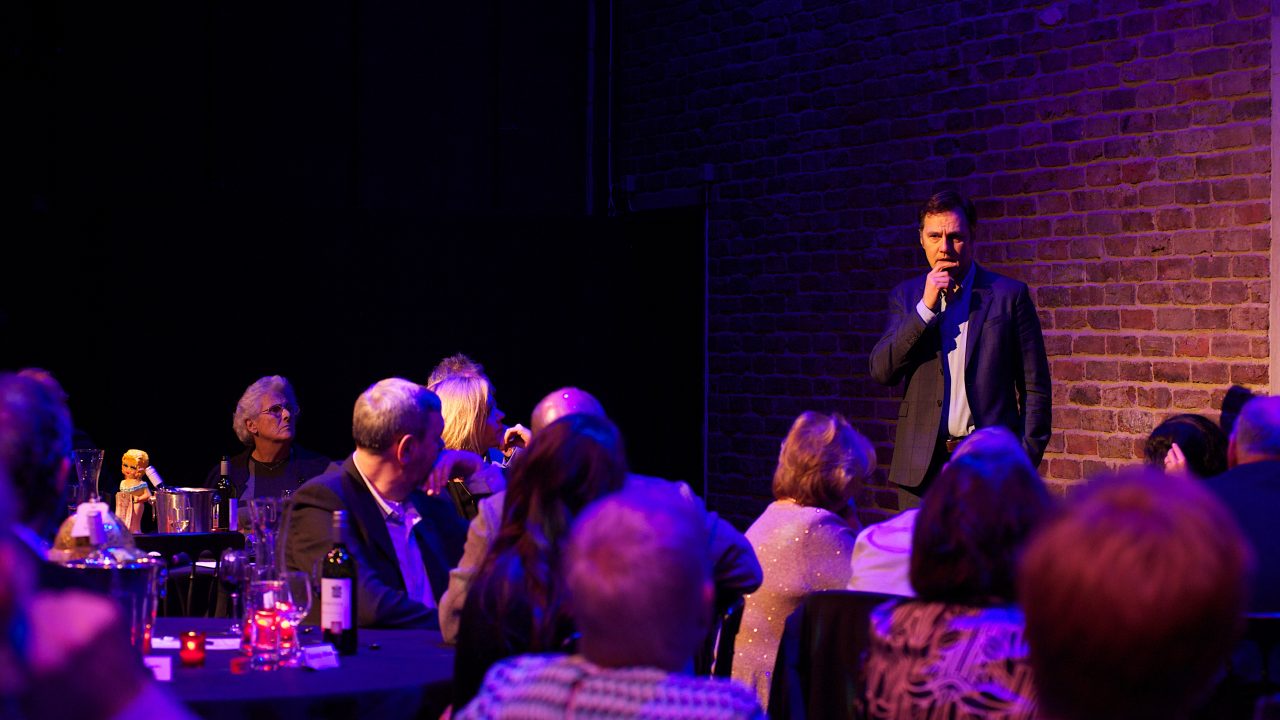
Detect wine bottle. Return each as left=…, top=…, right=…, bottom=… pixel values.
left=214, top=456, right=235, bottom=531
left=320, top=510, right=358, bottom=655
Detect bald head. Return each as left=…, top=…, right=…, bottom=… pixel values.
left=1231, top=395, right=1280, bottom=465
left=531, top=387, right=606, bottom=434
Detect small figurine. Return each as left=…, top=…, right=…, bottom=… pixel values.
left=116, top=449, right=153, bottom=533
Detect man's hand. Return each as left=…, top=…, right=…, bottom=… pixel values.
left=501, top=424, right=530, bottom=454
left=922, top=262, right=958, bottom=312
left=424, top=449, right=486, bottom=496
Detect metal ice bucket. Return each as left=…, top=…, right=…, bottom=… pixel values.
left=62, top=555, right=165, bottom=654
left=154, top=487, right=216, bottom=533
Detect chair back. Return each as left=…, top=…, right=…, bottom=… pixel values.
left=693, top=594, right=746, bottom=677
left=767, top=590, right=898, bottom=720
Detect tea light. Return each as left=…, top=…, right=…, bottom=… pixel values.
left=179, top=631, right=206, bottom=667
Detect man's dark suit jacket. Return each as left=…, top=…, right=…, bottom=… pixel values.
left=285, top=455, right=468, bottom=629
left=869, top=264, right=1052, bottom=488
left=1207, top=459, right=1280, bottom=612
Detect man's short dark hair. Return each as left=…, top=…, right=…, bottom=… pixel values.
left=918, top=190, right=977, bottom=229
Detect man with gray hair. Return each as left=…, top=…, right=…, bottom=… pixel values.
left=1207, top=394, right=1280, bottom=611
left=457, top=484, right=763, bottom=719
left=285, top=378, right=470, bottom=628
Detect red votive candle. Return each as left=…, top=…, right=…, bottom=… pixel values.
left=180, top=631, right=206, bottom=667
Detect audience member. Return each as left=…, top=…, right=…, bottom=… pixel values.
left=1221, top=385, right=1258, bottom=437
left=204, top=375, right=331, bottom=502
left=848, top=426, right=1030, bottom=598
left=284, top=378, right=469, bottom=628
left=1020, top=471, right=1252, bottom=720
left=1143, top=413, right=1228, bottom=479
left=530, top=386, right=606, bottom=433
left=1207, top=395, right=1280, bottom=611
left=439, top=386, right=762, bottom=644
left=863, top=452, right=1052, bottom=720
left=456, top=484, right=764, bottom=719
left=0, top=435, right=193, bottom=719
left=427, top=354, right=529, bottom=465
left=452, top=413, right=630, bottom=708
left=0, top=373, right=72, bottom=552
left=732, top=411, right=874, bottom=706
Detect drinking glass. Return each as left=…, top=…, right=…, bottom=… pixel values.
left=249, top=498, right=282, bottom=577
left=72, top=448, right=104, bottom=503
left=219, top=548, right=250, bottom=635
left=245, top=579, right=286, bottom=671
left=278, top=570, right=312, bottom=667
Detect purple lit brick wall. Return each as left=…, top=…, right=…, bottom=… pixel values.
left=614, top=0, right=1271, bottom=527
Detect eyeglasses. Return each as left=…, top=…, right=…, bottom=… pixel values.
left=259, top=403, right=298, bottom=419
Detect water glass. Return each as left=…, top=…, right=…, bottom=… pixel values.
left=278, top=570, right=311, bottom=666
left=245, top=579, right=286, bottom=671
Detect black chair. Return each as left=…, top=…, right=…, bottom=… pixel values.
left=1195, top=613, right=1280, bottom=720
left=135, top=531, right=245, bottom=616
left=767, top=590, right=897, bottom=720
left=694, top=594, right=746, bottom=677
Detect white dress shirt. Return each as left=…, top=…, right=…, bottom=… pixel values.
left=915, top=262, right=977, bottom=439
left=351, top=456, right=434, bottom=609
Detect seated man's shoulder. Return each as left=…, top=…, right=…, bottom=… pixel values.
left=641, top=672, right=763, bottom=718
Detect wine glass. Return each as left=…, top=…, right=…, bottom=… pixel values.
left=278, top=570, right=312, bottom=667
left=219, top=548, right=249, bottom=636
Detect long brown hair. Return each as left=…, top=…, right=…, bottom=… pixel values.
left=472, top=413, right=628, bottom=651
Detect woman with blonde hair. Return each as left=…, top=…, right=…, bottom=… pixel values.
left=732, top=411, right=876, bottom=706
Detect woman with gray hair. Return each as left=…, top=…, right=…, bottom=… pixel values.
left=204, top=375, right=331, bottom=502
left=731, top=411, right=875, bottom=707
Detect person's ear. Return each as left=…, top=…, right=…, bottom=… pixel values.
left=246, top=418, right=259, bottom=436
left=396, top=434, right=415, bottom=465
left=1228, top=432, right=1239, bottom=469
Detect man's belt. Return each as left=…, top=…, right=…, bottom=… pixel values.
left=944, top=436, right=967, bottom=454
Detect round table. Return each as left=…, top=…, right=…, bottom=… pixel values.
left=153, top=617, right=454, bottom=719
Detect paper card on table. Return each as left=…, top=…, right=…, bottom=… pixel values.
left=205, top=637, right=242, bottom=651
left=144, top=655, right=173, bottom=681
left=195, top=560, right=217, bottom=570
left=151, top=636, right=180, bottom=650
left=301, top=644, right=340, bottom=670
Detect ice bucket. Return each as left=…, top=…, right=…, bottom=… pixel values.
left=155, top=487, right=216, bottom=533
left=61, top=555, right=165, bottom=654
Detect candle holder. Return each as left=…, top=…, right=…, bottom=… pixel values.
left=179, top=631, right=207, bottom=667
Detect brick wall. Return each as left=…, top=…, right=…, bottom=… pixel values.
left=614, top=0, right=1272, bottom=527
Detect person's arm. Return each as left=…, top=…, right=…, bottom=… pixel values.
left=1014, top=282, right=1052, bottom=465
left=869, top=281, right=935, bottom=386
left=438, top=495, right=501, bottom=643
left=285, top=481, right=435, bottom=629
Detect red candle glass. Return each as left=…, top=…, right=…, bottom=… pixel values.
left=179, top=631, right=206, bottom=667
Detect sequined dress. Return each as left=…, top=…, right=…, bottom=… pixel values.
left=732, top=500, right=858, bottom=707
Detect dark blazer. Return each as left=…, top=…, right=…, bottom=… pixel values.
left=1206, top=459, right=1280, bottom=612
left=284, top=455, right=468, bottom=629
left=869, top=264, right=1052, bottom=488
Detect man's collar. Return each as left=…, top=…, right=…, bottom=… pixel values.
left=351, top=453, right=409, bottom=521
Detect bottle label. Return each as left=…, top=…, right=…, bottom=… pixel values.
left=320, top=578, right=353, bottom=632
